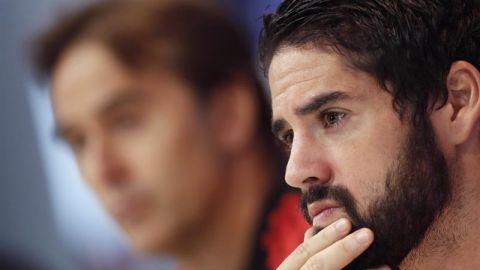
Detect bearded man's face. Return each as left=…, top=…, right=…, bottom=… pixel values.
left=300, top=117, right=451, bottom=269
left=269, top=47, right=451, bottom=269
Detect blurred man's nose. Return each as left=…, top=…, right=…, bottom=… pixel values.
left=285, top=135, right=331, bottom=190
left=82, top=135, right=128, bottom=187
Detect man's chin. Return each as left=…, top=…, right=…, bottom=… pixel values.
left=124, top=223, right=174, bottom=254
left=129, top=234, right=170, bottom=255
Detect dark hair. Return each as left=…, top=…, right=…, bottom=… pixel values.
left=260, top=0, right=480, bottom=123
left=34, top=0, right=274, bottom=144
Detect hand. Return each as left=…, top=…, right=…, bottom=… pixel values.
left=277, top=218, right=390, bottom=270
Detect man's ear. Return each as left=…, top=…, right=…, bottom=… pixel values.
left=205, top=77, right=258, bottom=155
left=438, top=60, right=480, bottom=145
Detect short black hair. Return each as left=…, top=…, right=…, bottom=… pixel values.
left=260, top=0, right=480, bottom=123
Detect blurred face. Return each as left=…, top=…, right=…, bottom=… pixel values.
left=51, top=42, right=226, bottom=253
left=269, top=46, right=450, bottom=268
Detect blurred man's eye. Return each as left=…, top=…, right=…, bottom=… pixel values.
left=65, top=134, right=87, bottom=154
left=116, top=114, right=137, bottom=128
left=109, top=111, right=143, bottom=132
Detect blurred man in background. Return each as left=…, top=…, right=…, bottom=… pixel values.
left=34, top=0, right=308, bottom=269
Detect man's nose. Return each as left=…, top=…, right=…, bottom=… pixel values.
left=285, top=135, right=332, bottom=190
left=83, top=136, right=128, bottom=187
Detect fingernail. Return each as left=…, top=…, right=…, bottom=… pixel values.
left=335, top=219, right=349, bottom=233
left=355, top=229, right=371, bottom=244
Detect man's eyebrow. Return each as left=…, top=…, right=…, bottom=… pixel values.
left=99, top=89, right=146, bottom=115
left=52, top=88, right=146, bottom=140
left=296, top=91, right=350, bottom=115
left=271, top=119, right=286, bottom=138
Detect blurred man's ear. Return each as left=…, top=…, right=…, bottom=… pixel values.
left=431, top=61, right=480, bottom=148
left=206, top=76, right=259, bottom=155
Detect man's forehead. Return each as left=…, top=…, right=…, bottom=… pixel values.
left=268, top=46, right=350, bottom=99
left=268, top=48, right=390, bottom=126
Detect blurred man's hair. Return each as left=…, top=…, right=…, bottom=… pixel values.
left=35, top=0, right=274, bottom=144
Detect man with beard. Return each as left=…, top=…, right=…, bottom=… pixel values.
left=260, top=0, right=480, bottom=269
left=33, top=0, right=309, bottom=269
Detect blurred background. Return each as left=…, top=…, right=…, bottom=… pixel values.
left=0, top=0, right=281, bottom=269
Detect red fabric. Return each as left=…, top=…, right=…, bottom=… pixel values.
left=260, top=193, right=310, bottom=270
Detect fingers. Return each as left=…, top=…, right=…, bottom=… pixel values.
left=300, top=228, right=374, bottom=270
left=304, top=227, right=316, bottom=241
left=368, top=266, right=391, bottom=270
left=277, top=218, right=352, bottom=270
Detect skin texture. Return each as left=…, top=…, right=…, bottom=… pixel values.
left=270, top=46, right=409, bottom=227
left=52, top=41, right=228, bottom=253
left=51, top=40, right=278, bottom=270
left=268, top=45, right=480, bottom=269
left=278, top=218, right=377, bottom=270
left=269, top=46, right=401, bottom=269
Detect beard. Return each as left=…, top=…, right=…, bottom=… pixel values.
left=300, top=118, right=452, bottom=270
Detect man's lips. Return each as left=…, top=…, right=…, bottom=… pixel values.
left=110, top=194, right=148, bottom=225
left=307, top=200, right=343, bottom=226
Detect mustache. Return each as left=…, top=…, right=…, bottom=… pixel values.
left=300, top=185, right=363, bottom=229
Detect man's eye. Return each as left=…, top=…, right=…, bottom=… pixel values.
left=321, top=111, right=346, bottom=128
left=66, top=135, right=86, bottom=153
left=113, top=113, right=139, bottom=130
left=280, top=130, right=294, bottom=147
